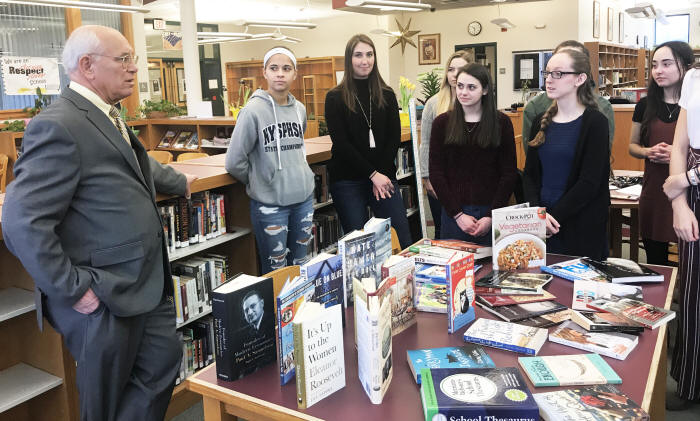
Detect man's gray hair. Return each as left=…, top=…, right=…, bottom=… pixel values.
left=61, top=25, right=104, bottom=74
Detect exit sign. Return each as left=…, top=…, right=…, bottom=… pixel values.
left=153, top=19, right=166, bottom=30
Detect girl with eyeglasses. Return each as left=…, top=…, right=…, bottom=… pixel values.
left=628, top=41, right=694, bottom=266
left=522, top=49, right=610, bottom=260
left=429, top=64, right=517, bottom=244
left=324, top=34, right=412, bottom=249
left=418, top=50, right=473, bottom=239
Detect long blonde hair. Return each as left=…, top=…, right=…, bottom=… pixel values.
left=529, top=49, right=598, bottom=147
left=434, top=50, right=474, bottom=115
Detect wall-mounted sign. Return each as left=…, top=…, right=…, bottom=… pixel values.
left=1, top=56, right=60, bottom=95
left=153, top=19, right=166, bottom=30
left=162, top=32, right=182, bottom=51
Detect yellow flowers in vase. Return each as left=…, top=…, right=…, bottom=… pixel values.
left=398, top=76, right=416, bottom=127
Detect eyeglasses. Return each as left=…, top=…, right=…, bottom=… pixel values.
left=541, top=70, right=581, bottom=79
left=90, top=54, right=139, bottom=69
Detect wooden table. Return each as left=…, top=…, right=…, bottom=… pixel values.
left=187, top=255, right=676, bottom=421
left=609, top=170, right=643, bottom=262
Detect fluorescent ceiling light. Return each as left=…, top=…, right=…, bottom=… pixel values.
left=234, top=19, right=316, bottom=29
left=0, top=0, right=150, bottom=13
left=491, top=17, right=515, bottom=28
left=197, top=32, right=252, bottom=39
left=345, top=0, right=431, bottom=12
left=625, top=3, right=657, bottom=18
left=197, top=31, right=301, bottom=45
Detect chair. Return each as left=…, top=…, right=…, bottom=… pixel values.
left=265, top=265, right=301, bottom=316
left=390, top=227, right=401, bottom=255
left=0, top=153, right=8, bottom=193
left=176, top=152, right=208, bottom=162
left=146, top=150, right=173, bottom=164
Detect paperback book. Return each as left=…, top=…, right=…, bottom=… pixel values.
left=570, top=310, right=644, bottom=334
left=463, top=318, right=548, bottom=355
left=477, top=299, right=568, bottom=323
left=477, top=289, right=556, bottom=307
left=583, top=258, right=663, bottom=284
left=476, top=271, right=552, bottom=292
left=338, top=230, right=376, bottom=306
left=541, top=258, right=608, bottom=282
left=572, top=280, right=643, bottom=311
left=446, top=254, right=476, bottom=333
left=157, top=129, right=178, bottom=148
left=420, top=367, right=539, bottom=421
left=172, top=130, right=194, bottom=149
left=518, top=353, right=622, bottom=387
left=414, top=280, right=447, bottom=313
left=549, top=321, right=639, bottom=360
left=491, top=205, right=547, bottom=271
left=364, top=217, right=392, bottom=275
left=276, top=275, right=315, bottom=385
left=586, top=297, right=675, bottom=330
left=474, top=286, right=543, bottom=296
left=212, top=273, right=276, bottom=381
left=413, top=246, right=470, bottom=266
left=422, top=238, right=492, bottom=260
left=406, top=345, right=495, bottom=384
left=533, top=384, right=650, bottom=421
left=516, top=309, right=572, bottom=329
left=300, top=252, right=345, bottom=315
left=293, top=302, right=345, bottom=409
left=380, top=254, right=417, bottom=335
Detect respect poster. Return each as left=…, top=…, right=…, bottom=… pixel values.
left=1, top=56, right=60, bottom=95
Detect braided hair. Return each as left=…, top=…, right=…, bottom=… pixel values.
left=529, top=49, right=598, bottom=147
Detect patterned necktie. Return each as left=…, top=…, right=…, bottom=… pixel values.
left=109, top=105, right=131, bottom=146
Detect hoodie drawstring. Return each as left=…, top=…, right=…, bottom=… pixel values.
left=266, top=92, right=305, bottom=171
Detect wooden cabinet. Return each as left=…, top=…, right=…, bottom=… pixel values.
left=128, top=117, right=235, bottom=157
left=226, top=56, right=343, bottom=133
left=585, top=42, right=648, bottom=97
left=0, top=131, right=23, bottom=186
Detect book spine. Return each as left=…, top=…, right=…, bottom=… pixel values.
left=540, top=266, right=578, bottom=282
left=276, top=296, right=286, bottom=384
left=548, top=335, right=624, bottom=360
left=212, top=293, right=233, bottom=380
left=293, top=320, right=307, bottom=409
left=463, top=335, right=535, bottom=355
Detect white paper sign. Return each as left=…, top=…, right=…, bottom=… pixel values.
left=519, top=58, right=534, bottom=80
left=1, top=56, right=60, bottom=95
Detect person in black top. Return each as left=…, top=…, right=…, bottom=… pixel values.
left=324, top=34, right=412, bottom=248
left=628, top=41, right=693, bottom=265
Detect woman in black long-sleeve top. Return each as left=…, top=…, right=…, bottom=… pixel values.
left=523, top=48, right=610, bottom=260
left=324, top=34, right=412, bottom=248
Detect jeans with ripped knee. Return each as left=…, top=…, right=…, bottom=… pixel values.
left=249, top=195, right=314, bottom=274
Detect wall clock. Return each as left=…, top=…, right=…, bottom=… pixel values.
left=468, top=21, right=482, bottom=36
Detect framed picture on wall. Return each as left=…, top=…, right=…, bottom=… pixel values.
left=418, top=33, right=440, bottom=65
left=618, top=13, right=625, bottom=43
left=607, top=8, right=614, bottom=42
left=593, top=1, right=600, bottom=39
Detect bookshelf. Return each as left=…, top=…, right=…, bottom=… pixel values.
left=128, top=117, right=236, bottom=156
left=584, top=42, right=648, bottom=97
left=0, top=131, right=23, bottom=185
left=302, top=75, right=318, bottom=119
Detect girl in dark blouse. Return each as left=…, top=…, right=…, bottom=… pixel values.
left=429, top=64, right=517, bottom=245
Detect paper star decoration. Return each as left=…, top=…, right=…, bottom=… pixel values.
left=390, top=18, right=420, bottom=54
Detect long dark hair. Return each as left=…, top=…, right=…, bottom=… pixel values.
left=335, top=34, right=389, bottom=112
left=529, top=49, right=598, bottom=148
left=445, top=64, right=500, bottom=148
left=640, top=41, right=693, bottom=146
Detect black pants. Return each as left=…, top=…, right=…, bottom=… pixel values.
left=642, top=238, right=669, bottom=266
left=45, top=295, right=181, bottom=421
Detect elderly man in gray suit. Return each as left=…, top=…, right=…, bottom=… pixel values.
left=2, top=25, right=197, bottom=421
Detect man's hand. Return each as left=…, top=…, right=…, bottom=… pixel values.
left=73, top=288, right=100, bottom=314
left=184, top=173, right=198, bottom=199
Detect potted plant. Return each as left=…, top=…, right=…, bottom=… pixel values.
left=417, top=67, right=442, bottom=120
left=138, top=99, right=187, bottom=119
left=520, top=79, right=531, bottom=106
left=0, top=120, right=26, bottom=133
left=398, top=76, right=416, bottom=127
left=229, top=84, right=251, bottom=120
left=23, top=87, right=51, bottom=117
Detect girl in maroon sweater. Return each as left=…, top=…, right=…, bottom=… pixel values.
left=429, top=64, right=517, bottom=245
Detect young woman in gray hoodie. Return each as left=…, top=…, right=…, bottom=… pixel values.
left=225, top=46, right=315, bottom=274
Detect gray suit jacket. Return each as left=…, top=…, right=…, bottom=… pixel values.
left=2, top=87, right=186, bottom=328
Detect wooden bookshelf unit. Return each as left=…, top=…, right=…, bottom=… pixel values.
left=585, top=42, right=647, bottom=97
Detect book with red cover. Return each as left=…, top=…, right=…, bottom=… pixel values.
left=586, top=298, right=675, bottom=330
left=476, top=289, right=556, bottom=307
left=423, top=239, right=492, bottom=259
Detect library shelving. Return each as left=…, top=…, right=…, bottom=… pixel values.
left=128, top=117, right=235, bottom=157
left=0, top=130, right=23, bottom=185
left=584, top=42, right=647, bottom=97
left=0, top=201, right=80, bottom=420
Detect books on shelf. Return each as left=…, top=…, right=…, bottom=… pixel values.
left=354, top=277, right=393, bottom=404
left=446, top=253, right=476, bottom=333
left=420, top=367, right=539, bottom=421
left=338, top=230, right=376, bottom=307
left=159, top=192, right=227, bottom=253
left=570, top=310, right=644, bottom=334
left=549, top=321, right=639, bottom=360
left=518, top=354, right=622, bottom=387
left=311, top=164, right=329, bottom=205
left=293, top=302, right=345, bottom=409
left=540, top=258, right=608, bottom=282
left=157, top=129, right=179, bottom=148
left=476, top=289, right=556, bottom=307
left=582, top=258, right=663, bottom=284
left=380, top=254, right=417, bottom=335
left=463, top=318, right=548, bottom=355
left=572, top=280, right=643, bottom=311
left=491, top=205, right=546, bottom=271
left=406, top=345, right=495, bottom=384
left=311, top=209, right=341, bottom=255
left=172, top=130, right=195, bottom=149
left=476, top=300, right=568, bottom=323
left=533, top=385, right=650, bottom=421
left=396, top=145, right=413, bottom=177
left=184, top=132, right=199, bottom=150
left=212, top=274, right=276, bottom=381
left=586, top=297, right=675, bottom=330
left=175, top=318, right=216, bottom=385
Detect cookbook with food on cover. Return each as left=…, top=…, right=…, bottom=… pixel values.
left=491, top=205, right=547, bottom=271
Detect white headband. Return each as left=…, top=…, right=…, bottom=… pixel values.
left=263, top=48, right=297, bottom=69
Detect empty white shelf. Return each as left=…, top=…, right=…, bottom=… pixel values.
left=0, top=363, right=63, bottom=413
left=0, top=287, right=35, bottom=323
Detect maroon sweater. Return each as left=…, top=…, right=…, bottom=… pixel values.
left=429, top=111, right=517, bottom=218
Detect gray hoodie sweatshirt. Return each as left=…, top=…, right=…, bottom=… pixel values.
left=225, top=89, right=314, bottom=206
